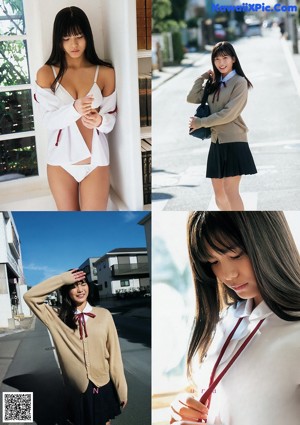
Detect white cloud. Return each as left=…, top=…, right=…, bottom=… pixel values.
left=24, top=263, right=62, bottom=279
left=123, top=212, right=139, bottom=223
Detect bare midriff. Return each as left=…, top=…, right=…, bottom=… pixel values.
left=74, top=118, right=93, bottom=164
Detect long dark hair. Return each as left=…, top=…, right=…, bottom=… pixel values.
left=187, top=211, right=300, bottom=375
left=209, top=41, right=253, bottom=94
left=58, top=270, right=94, bottom=330
left=45, top=6, right=113, bottom=91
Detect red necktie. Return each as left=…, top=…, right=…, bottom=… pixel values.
left=75, top=312, right=96, bottom=339
left=198, top=317, right=265, bottom=423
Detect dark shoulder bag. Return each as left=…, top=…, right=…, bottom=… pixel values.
left=189, top=77, right=212, bottom=140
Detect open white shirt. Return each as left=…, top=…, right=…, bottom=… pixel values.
left=34, top=82, right=116, bottom=166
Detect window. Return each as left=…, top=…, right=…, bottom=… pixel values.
left=118, top=256, right=130, bottom=264
left=120, top=280, right=130, bottom=287
left=0, top=0, right=38, bottom=181
left=137, top=254, right=148, bottom=263
left=104, top=281, right=108, bottom=289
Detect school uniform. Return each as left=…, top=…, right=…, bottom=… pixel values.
left=24, top=273, right=127, bottom=425
left=192, top=299, right=300, bottom=424
left=187, top=71, right=257, bottom=178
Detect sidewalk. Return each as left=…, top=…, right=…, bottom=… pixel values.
left=0, top=318, right=66, bottom=425
left=152, top=51, right=209, bottom=90
left=152, top=39, right=300, bottom=90
left=0, top=315, right=34, bottom=337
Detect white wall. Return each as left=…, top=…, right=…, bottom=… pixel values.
left=111, top=278, right=140, bottom=294
left=19, top=285, right=31, bottom=317
left=101, top=0, right=143, bottom=209
left=0, top=294, right=12, bottom=328
left=0, top=213, right=9, bottom=264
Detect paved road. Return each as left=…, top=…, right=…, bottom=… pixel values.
left=152, top=28, right=300, bottom=210
left=0, top=311, right=151, bottom=425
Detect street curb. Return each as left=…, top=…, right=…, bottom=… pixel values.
left=153, top=52, right=209, bottom=91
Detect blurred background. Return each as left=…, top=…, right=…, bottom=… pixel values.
left=152, top=0, right=299, bottom=68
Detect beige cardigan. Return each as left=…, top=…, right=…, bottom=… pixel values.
left=23, top=272, right=127, bottom=403
left=187, top=72, right=249, bottom=143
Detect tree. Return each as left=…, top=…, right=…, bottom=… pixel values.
left=0, top=0, right=37, bottom=178
left=153, top=0, right=172, bottom=32
left=0, top=0, right=28, bottom=86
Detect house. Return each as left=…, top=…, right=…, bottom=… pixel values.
left=94, top=248, right=150, bottom=298
left=0, top=212, right=29, bottom=328
left=138, top=213, right=151, bottom=274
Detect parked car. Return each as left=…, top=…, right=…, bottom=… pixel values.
left=214, top=23, right=226, bottom=40
left=245, top=21, right=262, bottom=37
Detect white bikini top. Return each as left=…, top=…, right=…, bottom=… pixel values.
left=51, top=65, right=103, bottom=109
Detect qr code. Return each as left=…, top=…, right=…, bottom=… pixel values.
left=2, top=392, right=33, bottom=423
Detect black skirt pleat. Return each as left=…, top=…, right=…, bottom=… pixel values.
left=206, top=141, right=257, bottom=178
left=67, top=380, right=121, bottom=425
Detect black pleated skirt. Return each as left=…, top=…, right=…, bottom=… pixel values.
left=206, top=140, right=257, bottom=178
left=67, top=380, right=121, bottom=425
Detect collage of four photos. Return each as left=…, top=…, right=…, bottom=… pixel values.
left=1, top=0, right=300, bottom=424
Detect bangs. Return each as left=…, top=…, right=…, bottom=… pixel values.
left=191, top=212, right=245, bottom=263
left=198, top=232, right=239, bottom=263
left=212, top=42, right=235, bottom=60
left=62, top=23, right=84, bottom=38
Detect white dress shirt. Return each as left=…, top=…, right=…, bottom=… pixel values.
left=193, top=299, right=300, bottom=424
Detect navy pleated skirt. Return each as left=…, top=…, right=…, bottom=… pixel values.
left=67, top=380, right=121, bottom=425
left=206, top=140, right=257, bottom=178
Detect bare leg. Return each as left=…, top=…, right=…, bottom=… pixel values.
left=47, top=165, right=80, bottom=211
left=224, top=175, right=244, bottom=211
left=211, top=178, right=231, bottom=211
left=79, top=166, right=110, bottom=211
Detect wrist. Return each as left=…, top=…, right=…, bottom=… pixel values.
left=97, top=114, right=103, bottom=127
left=61, top=271, right=75, bottom=285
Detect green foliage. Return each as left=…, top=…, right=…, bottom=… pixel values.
left=172, top=31, right=184, bottom=63
left=0, top=0, right=37, bottom=179
left=153, top=0, right=172, bottom=32
left=156, top=18, right=185, bottom=33
left=0, top=0, right=28, bottom=86
left=0, top=40, right=29, bottom=86
left=0, top=0, right=25, bottom=35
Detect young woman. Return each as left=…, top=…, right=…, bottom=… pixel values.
left=24, top=269, right=127, bottom=425
left=170, top=212, right=300, bottom=424
left=187, top=42, right=257, bottom=211
left=35, top=7, right=116, bottom=211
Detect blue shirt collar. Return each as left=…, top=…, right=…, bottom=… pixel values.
left=220, top=69, right=236, bottom=83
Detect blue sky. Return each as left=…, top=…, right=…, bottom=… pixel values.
left=12, top=212, right=149, bottom=286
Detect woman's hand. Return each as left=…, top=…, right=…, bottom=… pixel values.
left=170, top=393, right=208, bottom=424
left=74, top=95, right=94, bottom=115
left=206, top=69, right=214, bottom=79
left=81, top=110, right=102, bottom=129
left=61, top=269, right=86, bottom=285
left=189, top=117, right=201, bottom=133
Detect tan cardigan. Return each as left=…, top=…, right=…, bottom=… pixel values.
left=23, top=272, right=127, bottom=403
left=187, top=72, right=249, bottom=143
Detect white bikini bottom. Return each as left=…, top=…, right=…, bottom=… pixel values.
left=61, top=164, right=98, bottom=183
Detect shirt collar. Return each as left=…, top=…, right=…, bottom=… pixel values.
left=220, top=69, right=236, bottom=83
left=234, top=299, right=273, bottom=321
left=75, top=302, right=93, bottom=314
